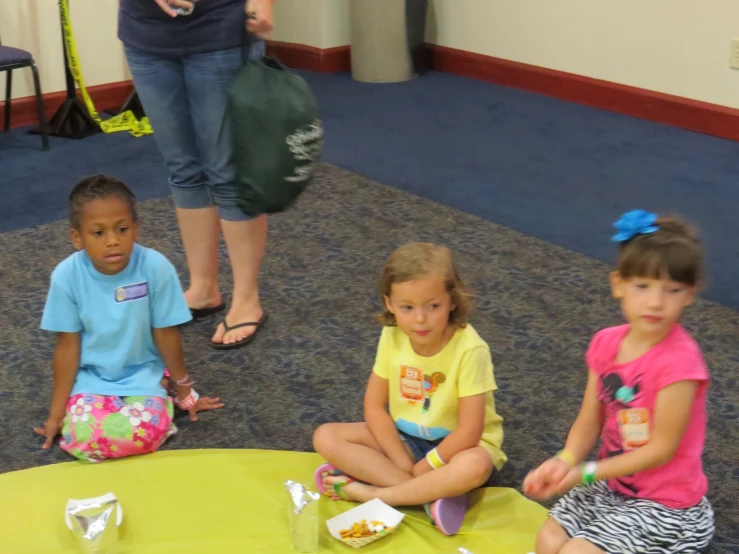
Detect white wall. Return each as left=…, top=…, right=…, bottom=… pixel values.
left=271, top=0, right=739, bottom=109
left=319, top=0, right=350, bottom=49
left=0, top=0, right=129, bottom=100
left=3, top=0, right=739, bottom=109
left=272, top=0, right=323, bottom=47
left=425, top=0, right=739, bottom=109
left=272, top=0, right=348, bottom=48
left=0, top=0, right=327, bottom=100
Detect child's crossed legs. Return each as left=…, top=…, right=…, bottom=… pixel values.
left=313, top=422, right=493, bottom=506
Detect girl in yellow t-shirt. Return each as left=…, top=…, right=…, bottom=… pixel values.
left=313, top=243, right=506, bottom=536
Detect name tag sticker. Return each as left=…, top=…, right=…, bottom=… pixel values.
left=618, top=408, right=650, bottom=450
left=114, top=282, right=149, bottom=303
left=400, top=366, right=424, bottom=402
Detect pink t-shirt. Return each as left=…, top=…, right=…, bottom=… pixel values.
left=586, top=324, right=709, bottom=509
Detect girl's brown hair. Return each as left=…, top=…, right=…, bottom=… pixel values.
left=616, top=217, right=703, bottom=286
left=376, top=243, right=473, bottom=326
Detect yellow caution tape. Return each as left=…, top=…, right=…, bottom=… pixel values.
left=59, top=0, right=152, bottom=137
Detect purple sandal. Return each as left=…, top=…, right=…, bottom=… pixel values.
left=426, top=494, right=469, bottom=536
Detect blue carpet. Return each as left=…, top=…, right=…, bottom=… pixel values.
left=2, top=70, right=739, bottom=309
left=0, top=127, right=168, bottom=230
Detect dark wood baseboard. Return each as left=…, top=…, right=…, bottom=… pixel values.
left=424, top=43, right=739, bottom=142
left=2, top=44, right=349, bottom=130
left=1, top=80, right=134, bottom=131
left=264, top=41, right=739, bottom=141
left=5, top=42, right=739, bottom=141
left=266, top=41, right=351, bottom=74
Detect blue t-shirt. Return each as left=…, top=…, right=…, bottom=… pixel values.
left=41, top=244, right=192, bottom=399
left=118, top=0, right=255, bottom=56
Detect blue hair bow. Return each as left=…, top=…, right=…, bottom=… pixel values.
left=611, top=210, right=659, bottom=242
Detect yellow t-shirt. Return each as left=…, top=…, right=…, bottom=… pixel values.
left=372, top=324, right=507, bottom=470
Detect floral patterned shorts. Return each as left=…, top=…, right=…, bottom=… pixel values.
left=60, top=393, right=177, bottom=463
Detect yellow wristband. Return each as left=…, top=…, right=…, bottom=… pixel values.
left=426, top=448, right=446, bottom=469
left=555, top=449, right=577, bottom=467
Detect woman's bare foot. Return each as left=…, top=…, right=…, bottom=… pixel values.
left=211, top=303, right=263, bottom=345
left=323, top=475, right=378, bottom=503
left=184, top=287, right=222, bottom=311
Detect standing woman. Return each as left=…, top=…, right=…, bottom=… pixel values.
left=118, top=0, right=274, bottom=349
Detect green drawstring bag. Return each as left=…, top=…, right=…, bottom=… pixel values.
left=227, top=56, right=323, bottom=215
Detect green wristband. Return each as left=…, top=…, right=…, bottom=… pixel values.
left=581, top=461, right=597, bottom=486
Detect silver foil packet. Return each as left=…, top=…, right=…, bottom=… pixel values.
left=66, top=493, right=120, bottom=554
left=170, top=2, right=194, bottom=16
left=285, top=480, right=320, bottom=553
left=458, top=549, right=476, bottom=554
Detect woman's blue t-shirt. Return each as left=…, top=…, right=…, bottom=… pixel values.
left=118, top=0, right=253, bottom=56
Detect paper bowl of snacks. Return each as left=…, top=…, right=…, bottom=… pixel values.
left=326, top=498, right=404, bottom=548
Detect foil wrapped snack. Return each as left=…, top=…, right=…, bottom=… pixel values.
left=65, top=493, right=121, bottom=554
left=170, top=2, right=194, bottom=16
left=285, top=480, right=320, bottom=553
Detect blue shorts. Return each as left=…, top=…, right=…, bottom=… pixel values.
left=398, top=429, right=443, bottom=462
left=398, top=429, right=499, bottom=486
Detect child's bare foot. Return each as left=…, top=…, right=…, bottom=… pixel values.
left=323, top=475, right=377, bottom=503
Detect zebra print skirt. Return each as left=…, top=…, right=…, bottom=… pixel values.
left=550, top=481, right=715, bottom=553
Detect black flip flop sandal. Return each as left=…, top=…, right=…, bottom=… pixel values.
left=190, top=303, right=226, bottom=319
left=211, top=312, right=268, bottom=350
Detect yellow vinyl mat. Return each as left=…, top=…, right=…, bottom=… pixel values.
left=0, top=449, right=546, bottom=553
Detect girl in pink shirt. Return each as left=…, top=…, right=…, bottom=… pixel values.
left=524, top=210, right=714, bottom=554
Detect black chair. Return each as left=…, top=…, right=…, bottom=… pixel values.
left=1, top=37, right=49, bottom=150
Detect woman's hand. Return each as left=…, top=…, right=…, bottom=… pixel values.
left=33, top=417, right=64, bottom=450
left=155, top=0, right=196, bottom=17
left=245, top=0, right=274, bottom=39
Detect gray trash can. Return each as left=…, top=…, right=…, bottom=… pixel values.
left=349, top=0, right=427, bottom=83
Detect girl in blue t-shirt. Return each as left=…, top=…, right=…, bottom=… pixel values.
left=34, top=175, right=223, bottom=462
